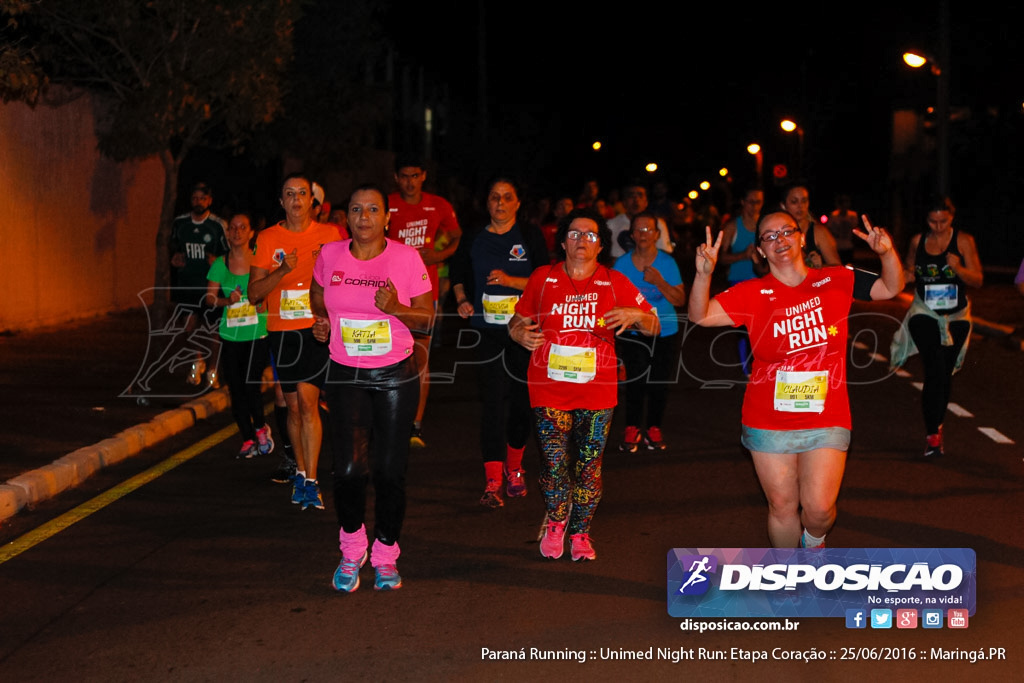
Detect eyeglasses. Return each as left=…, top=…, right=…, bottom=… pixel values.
left=566, top=230, right=600, bottom=243
left=759, top=227, right=800, bottom=243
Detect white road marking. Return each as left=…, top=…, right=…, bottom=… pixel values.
left=895, top=369, right=911, bottom=378
left=978, top=427, right=1014, bottom=445
left=947, top=403, right=974, bottom=418
left=869, top=352, right=887, bottom=363
left=911, top=382, right=923, bottom=391
left=853, top=341, right=869, bottom=350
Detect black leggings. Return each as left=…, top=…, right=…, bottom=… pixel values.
left=323, top=357, right=419, bottom=545
left=473, top=327, right=533, bottom=463
left=616, top=332, right=681, bottom=429
left=219, top=338, right=269, bottom=440
left=907, top=315, right=970, bottom=434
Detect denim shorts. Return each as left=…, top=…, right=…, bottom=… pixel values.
left=741, top=425, right=851, bottom=454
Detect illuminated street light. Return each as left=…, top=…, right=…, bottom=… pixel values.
left=903, top=51, right=941, bottom=75
left=688, top=190, right=698, bottom=200
left=902, top=38, right=949, bottom=195
left=780, top=118, right=805, bottom=177
left=592, top=141, right=602, bottom=151
left=645, top=162, right=658, bottom=173
left=719, top=167, right=728, bottom=177
left=903, top=51, right=927, bottom=69
left=699, top=181, right=710, bottom=191
left=747, top=143, right=763, bottom=185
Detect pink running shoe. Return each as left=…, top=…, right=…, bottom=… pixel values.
left=570, top=533, right=596, bottom=561
left=539, top=516, right=567, bottom=559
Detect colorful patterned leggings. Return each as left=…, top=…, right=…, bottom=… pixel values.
left=533, top=406, right=614, bottom=535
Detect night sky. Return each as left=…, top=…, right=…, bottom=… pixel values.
left=383, top=0, right=1018, bottom=238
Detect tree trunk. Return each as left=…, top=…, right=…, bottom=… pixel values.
left=152, top=148, right=180, bottom=327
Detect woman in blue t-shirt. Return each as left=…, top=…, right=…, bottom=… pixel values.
left=613, top=211, right=687, bottom=452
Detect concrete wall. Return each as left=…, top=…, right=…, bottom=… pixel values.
left=0, top=91, right=163, bottom=332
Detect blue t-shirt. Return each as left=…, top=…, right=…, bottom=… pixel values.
left=613, top=250, right=682, bottom=336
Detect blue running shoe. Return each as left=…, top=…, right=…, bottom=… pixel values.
left=290, top=474, right=305, bottom=505
left=302, top=479, right=324, bottom=510
left=332, top=551, right=368, bottom=593
left=374, top=564, right=402, bottom=591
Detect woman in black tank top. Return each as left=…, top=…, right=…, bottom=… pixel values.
left=781, top=183, right=841, bottom=268
left=900, top=197, right=983, bottom=458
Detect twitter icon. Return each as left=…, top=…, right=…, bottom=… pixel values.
left=870, top=609, right=892, bottom=629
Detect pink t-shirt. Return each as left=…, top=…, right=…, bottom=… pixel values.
left=313, top=239, right=431, bottom=369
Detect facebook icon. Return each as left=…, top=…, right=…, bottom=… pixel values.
left=845, top=609, right=866, bottom=629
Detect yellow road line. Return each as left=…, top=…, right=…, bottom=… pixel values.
left=0, top=422, right=238, bottom=565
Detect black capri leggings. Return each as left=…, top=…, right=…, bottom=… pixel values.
left=907, top=314, right=970, bottom=434
left=323, top=357, right=419, bottom=545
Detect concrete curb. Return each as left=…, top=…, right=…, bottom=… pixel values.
left=0, top=387, right=230, bottom=523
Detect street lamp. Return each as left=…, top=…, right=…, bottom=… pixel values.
left=747, top=143, right=763, bottom=185
left=780, top=119, right=805, bottom=178
left=902, top=47, right=949, bottom=195
left=902, top=1, right=951, bottom=196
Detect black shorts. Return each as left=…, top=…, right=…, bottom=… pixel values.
left=268, top=328, right=329, bottom=393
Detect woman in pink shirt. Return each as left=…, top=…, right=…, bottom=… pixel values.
left=311, top=185, right=434, bottom=592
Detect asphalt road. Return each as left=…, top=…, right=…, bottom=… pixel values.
left=1, top=284, right=1022, bottom=680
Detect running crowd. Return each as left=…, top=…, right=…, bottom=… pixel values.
left=171, top=165, right=983, bottom=592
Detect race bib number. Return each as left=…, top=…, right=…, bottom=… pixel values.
left=923, top=283, right=958, bottom=311
left=225, top=299, right=258, bottom=328
left=340, top=318, right=392, bottom=356
left=547, top=343, right=596, bottom=384
left=280, top=289, right=312, bottom=319
left=481, top=294, right=519, bottom=325
left=774, top=370, right=828, bottom=413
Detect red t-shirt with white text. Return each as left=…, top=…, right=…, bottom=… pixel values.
left=515, top=263, right=653, bottom=410
left=714, top=266, right=856, bottom=430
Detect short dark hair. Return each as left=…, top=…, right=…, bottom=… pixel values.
left=629, top=210, right=658, bottom=231
left=925, top=195, right=955, bottom=215
left=756, top=210, right=801, bottom=240
left=780, top=180, right=810, bottom=203
left=555, top=207, right=613, bottom=265
left=394, top=155, right=425, bottom=174
left=348, top=183, right=390, bottom=213
left=486, top=175, right=521, bottom=199
left=280, top=172, right=312, bottom=195
left=191, top=182, right=212, bottom=196
left=622, top=179, right=648, bottom=195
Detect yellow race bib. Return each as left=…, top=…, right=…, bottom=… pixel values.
left=547, top=343, right=597, bottom=384
left=340, top=318, right=393, bottom=356
left=481, top=294, right=519, bottom=325
left=774, top=370, right=828, bottom=413
left=280, top=289, right=312, bottom=320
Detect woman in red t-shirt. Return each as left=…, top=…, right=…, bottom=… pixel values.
left=510, top=208, right=659, bottom=562
left=688, top=211, right=902, bottom=549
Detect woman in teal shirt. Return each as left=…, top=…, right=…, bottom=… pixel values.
left=613, top=211, right=687, bottom=452
left=206, top=212, right=273, bottom=458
